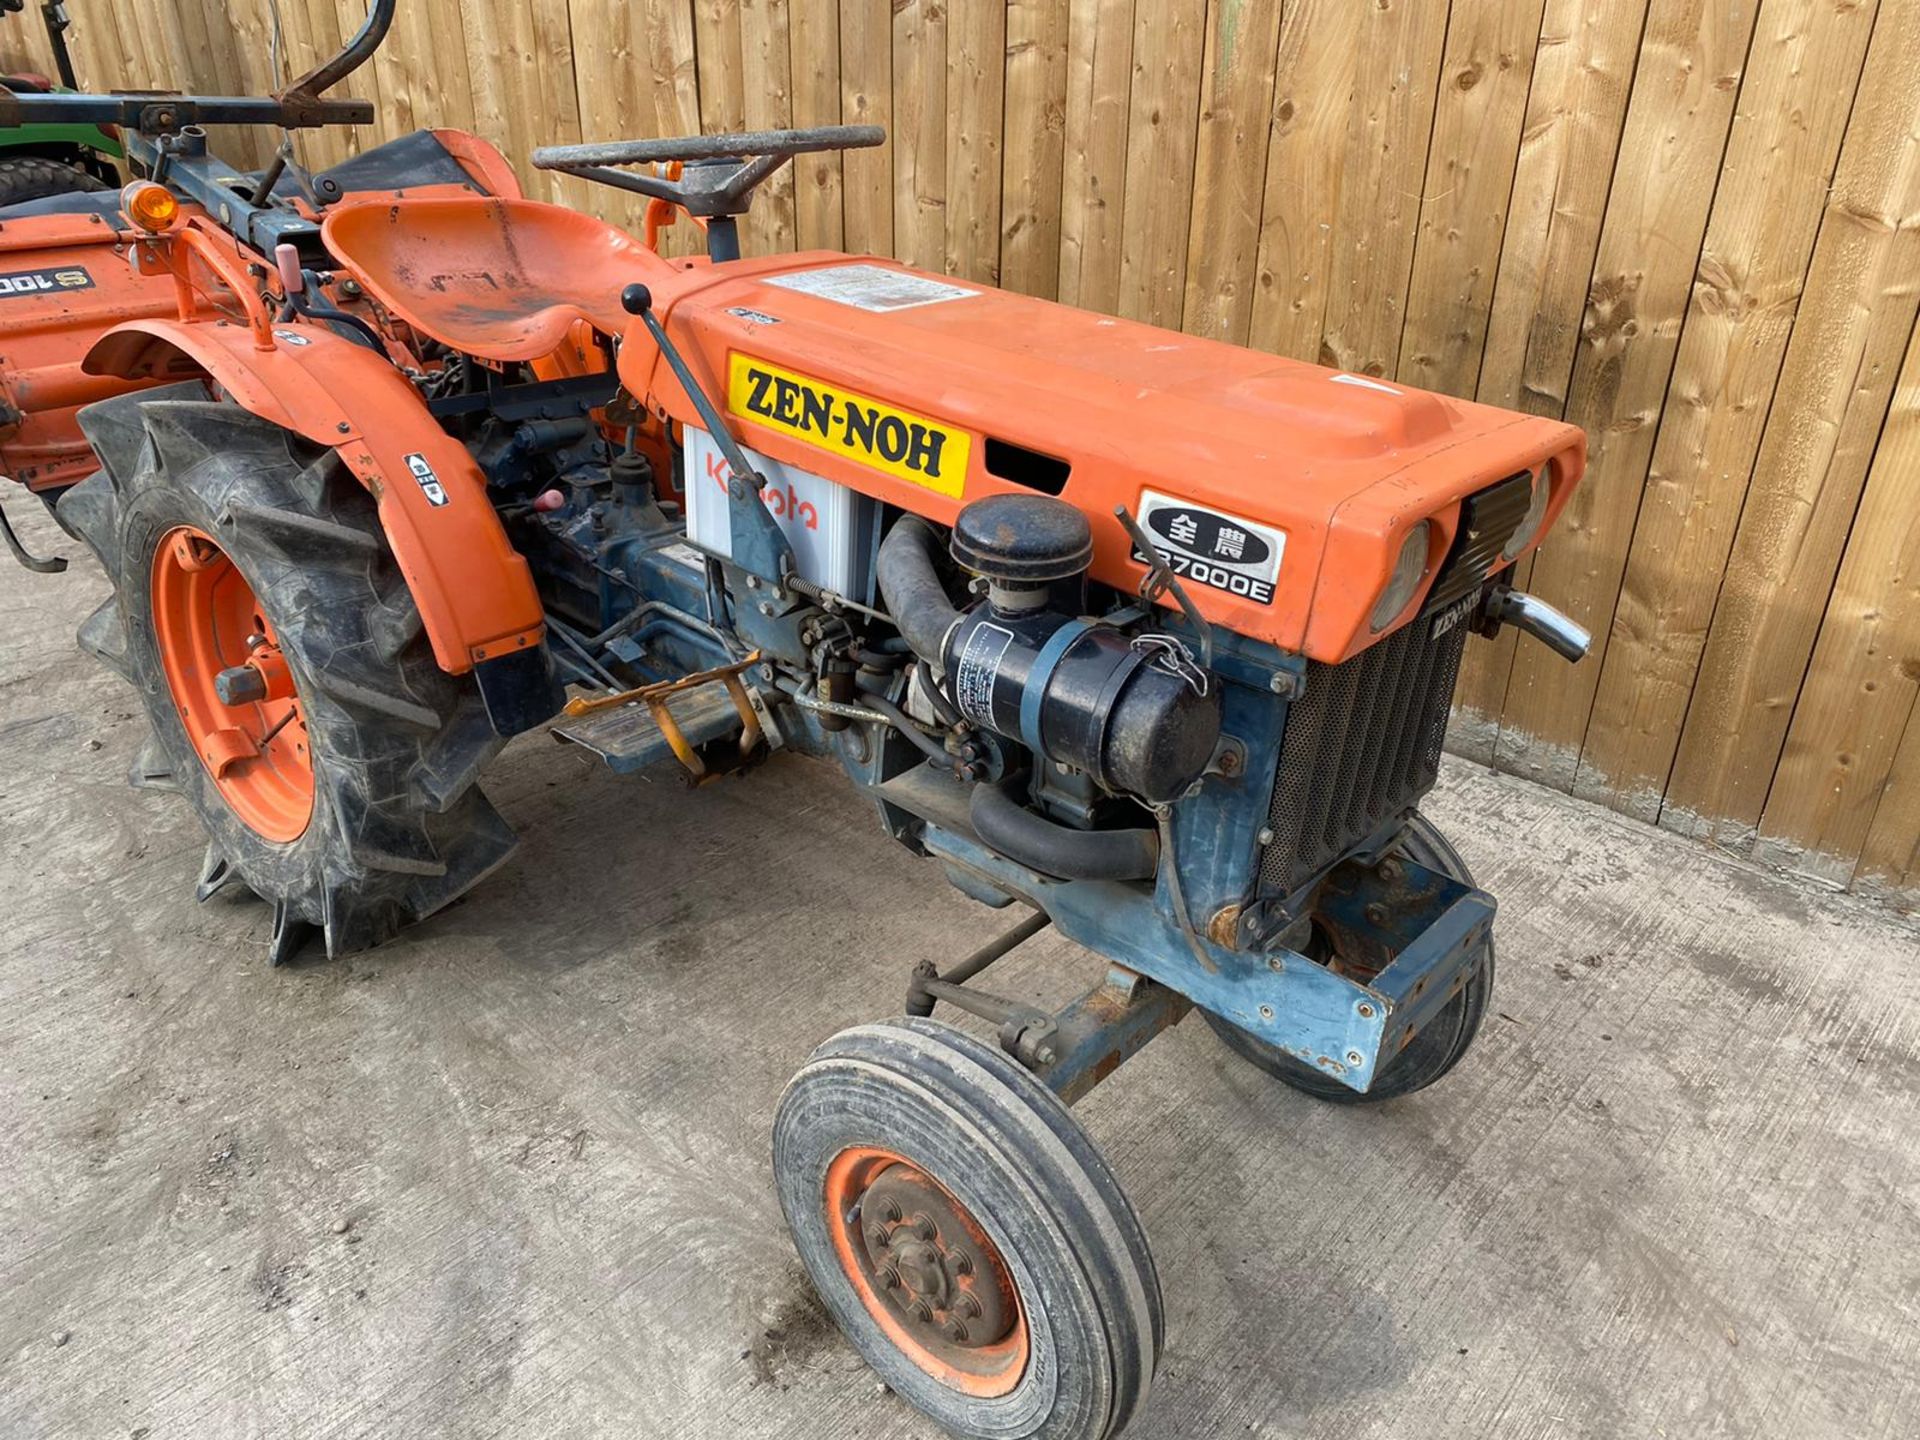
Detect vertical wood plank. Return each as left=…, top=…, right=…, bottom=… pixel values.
left=458, top=0, right=563, bottom=199
left=1663, top=5, right=1920, bottom=848
left=568, top=0, right=703, bottom=237
left=789, top=0, right=845, bottom=251
left=1853, top=688, right=1920, bottom=906
left=221, top=0, right=280, bottom=93
left=946, top=0, right=1006, bottom=283
left=328, top=0, right=389, bottom=159
left=1114, top=0, right=1207, bottom=328
left=1490, top=0, right=1759, bottom=793
left=694, top=0, right=748, bottom=134
left=60, top=0, right=133, bottom=95
left=0, top=6, right=58, bottom=74
left=222, top=0, right=279, bottom=169
left=1574, top=0, right=1880, bottom=821
left=287, top=0, right=355, bottom=167
left=739, top=0, right=798, bottom=256
left=1448, top=0, right=1650, bottom=758
left=892, top=0, right=947, bottom=271
left=839, top=0, right=893, bottom=256
left=1397, top=0, right=1548, bottom=394
left=1315, top=0, right=1450, bottom=376
left=1245, top=0, right=1361, bottom=362
left=376, top=0, right=478, bottom=138
left=1057, top=0, right=1135, bottom=312
left=1000, top=0, right=1071, bottom=298
left=1180, top=0, right=1284, bottom=344
left=1753, top=321, right=1920, bottom=887
left=530, top=0, right=589, bottom=207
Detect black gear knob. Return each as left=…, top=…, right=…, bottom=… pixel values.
left=621, top=282, right=653, bottom=316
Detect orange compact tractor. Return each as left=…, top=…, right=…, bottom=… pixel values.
left=0, top=6, right=1592, bottom=1435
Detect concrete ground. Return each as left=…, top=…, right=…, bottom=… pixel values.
left=1, top=495, right=1916, bottom=1440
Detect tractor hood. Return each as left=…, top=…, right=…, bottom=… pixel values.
left=623, top=253, right=1585, bottom=663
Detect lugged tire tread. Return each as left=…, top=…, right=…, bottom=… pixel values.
left=64, top=396, right=512, bottom=962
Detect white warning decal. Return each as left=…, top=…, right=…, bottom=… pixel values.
left=1132, top=489, right=1286, bottom=605
left=404, top=452, right=449, bottom=507
left=762, top=263, right=976, bottom=313
left=953, top=622, right=1015, bottom=727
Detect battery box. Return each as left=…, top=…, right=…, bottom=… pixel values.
left=682, top=426, right=877, bottom=600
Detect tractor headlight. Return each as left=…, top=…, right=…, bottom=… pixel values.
left=1502, top=464, right=1552, bottom=561
left=1370, top=521, right=1431, bottom=632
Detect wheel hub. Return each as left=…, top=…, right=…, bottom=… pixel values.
left=150, top=525, right=313, bottom=842
left=823, top=1146, right=1029, bottom=1396
left=860, top=1164, right=1015, bottom=1348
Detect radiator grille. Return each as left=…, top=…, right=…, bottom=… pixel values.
left=1258, top=612, right=1469, bottom=896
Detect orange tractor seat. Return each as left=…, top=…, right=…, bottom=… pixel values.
left=322, top=196, right=672, bottom=362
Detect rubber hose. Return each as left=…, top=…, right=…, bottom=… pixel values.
left=876, top=516, right=963, bottom=664
left=969, top=779, right=1159, bottom=882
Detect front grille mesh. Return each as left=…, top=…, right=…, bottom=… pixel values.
left=1258, top=614, right=1469, bottom=896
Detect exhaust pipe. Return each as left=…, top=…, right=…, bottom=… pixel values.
left=1485, top=586, right=1590, bottom=663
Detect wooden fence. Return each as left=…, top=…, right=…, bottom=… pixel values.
left=4, top=0, right=1917, bottom=907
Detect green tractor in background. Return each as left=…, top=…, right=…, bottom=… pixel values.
left=0, top=1, right=121, bottom=202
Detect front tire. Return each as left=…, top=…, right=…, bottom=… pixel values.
left=775, top=1019, right=1160, bottom=1440
left=58, top=391, right=516, bottom=962
left=1205, top=814, right=1495, bottom=1103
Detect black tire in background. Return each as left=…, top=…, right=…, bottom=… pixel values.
left=775, top=1018, right=1161, bottom=1440
left=57, top=389, right=516, bottom=963
left=1205, top=813, right=1496, bottom=1103
left=0, top=155, right=107, bottom=205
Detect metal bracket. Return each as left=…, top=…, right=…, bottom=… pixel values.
left=1114, top=505, right=1213, bottom=668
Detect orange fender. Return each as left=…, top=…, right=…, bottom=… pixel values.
left=82, top=317, right=543, bottom=676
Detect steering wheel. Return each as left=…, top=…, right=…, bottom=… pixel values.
left=531, top=126, right=884, bottom=219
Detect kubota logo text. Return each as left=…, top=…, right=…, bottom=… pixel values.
left=703, top=451, right=819, bottom=531
left=728, top=354, right=969, bottom=498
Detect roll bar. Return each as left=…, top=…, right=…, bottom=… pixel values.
left=0, top=0, right=392, bottom=131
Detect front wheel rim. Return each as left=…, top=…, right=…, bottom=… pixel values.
left=150, top=525, right=313, bottom=842
left=823, top=1146, right=1030, bottom=1398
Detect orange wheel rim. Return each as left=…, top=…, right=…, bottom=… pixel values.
left=824, top=1146, right=1029, bottom=1398
left=150, top=526, right=313, bottom=842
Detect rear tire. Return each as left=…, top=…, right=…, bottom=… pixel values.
left=774, top=1018, right=1160, bottom=1440
left=0, top=156, right=107, bottom=205
left=1205, top=814, right=1494, bottom=1103
left=58, top=391, right=516, bottom=962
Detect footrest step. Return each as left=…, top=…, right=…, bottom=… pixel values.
left=550, top=682, right=744, bottom=775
